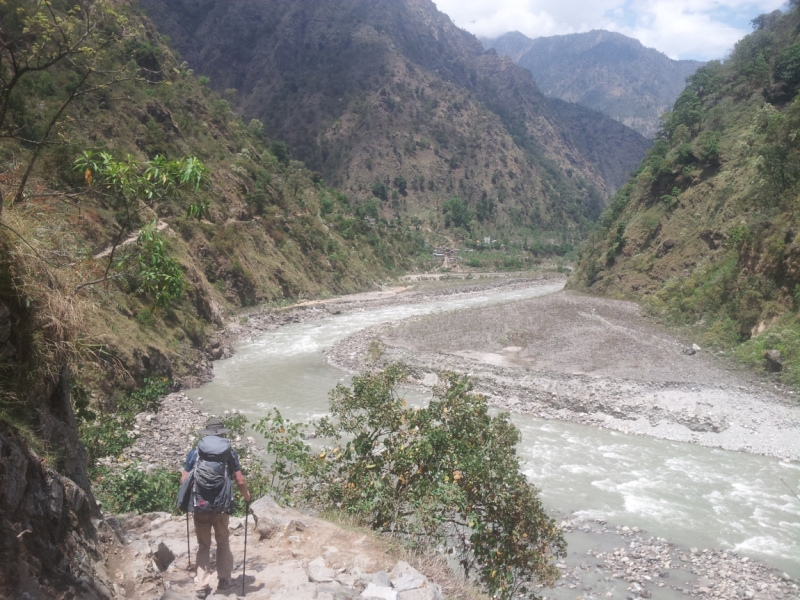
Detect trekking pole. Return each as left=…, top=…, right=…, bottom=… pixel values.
left=242, top=501, right=250, bottom=596
left=186, top=512, right=191, bottom=570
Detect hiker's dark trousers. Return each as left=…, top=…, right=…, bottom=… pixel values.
left=193, top=513, right=232, bottom=591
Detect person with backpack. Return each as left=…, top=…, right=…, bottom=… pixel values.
left=180, top=417, right=251, bottom=599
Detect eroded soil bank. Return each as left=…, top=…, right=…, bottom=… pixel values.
left=326, top=290, right=800, bottom=462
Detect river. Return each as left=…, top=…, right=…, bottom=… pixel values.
left=187, top=283, right=800, bottom=586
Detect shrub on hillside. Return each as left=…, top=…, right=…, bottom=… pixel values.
left=94, top=464, right=180, bottom=514
left=80, top=378, right=171, bottom=466
left=254, top=365, right=566, bottom=599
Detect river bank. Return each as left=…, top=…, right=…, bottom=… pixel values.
left=177, top=271, right=568, bottom=389
left=325, top=290, right=800, bottom=462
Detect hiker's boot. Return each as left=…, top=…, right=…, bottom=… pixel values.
left=196, top=587, right=211, bottom=599
left=218, top=577, right=232, bottom=589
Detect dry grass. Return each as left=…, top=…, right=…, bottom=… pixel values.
left=0, top=203, right=92, bottom=375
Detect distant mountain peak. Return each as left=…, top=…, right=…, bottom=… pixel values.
left=484, top=30, right=704, bottom=138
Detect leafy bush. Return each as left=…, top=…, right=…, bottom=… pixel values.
left=81, top=378, right=171, bottom=466
left=774, top=42, right=800, bottom=91
left=443, top=196, right=472, bottom=229
left=371, top=181, right=388, bottom=201
left=356, top=199, right=379, bottom=220
left=137, top=223, right=187, bottom=310
left=254, top=365, right=565, bottom=599
left=269, top=141, right=291, bottom=165
left=94, top=464, right=180, bottom=514
left=393, top=175, right=407, bottom=194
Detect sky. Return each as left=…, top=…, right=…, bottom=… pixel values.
left=433, top=0, right=789, bottom=61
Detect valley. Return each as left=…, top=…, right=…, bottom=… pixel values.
left=2, top=0, right=800, bottom=599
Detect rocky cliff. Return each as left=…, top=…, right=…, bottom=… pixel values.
left=0, top=418, right=114, bottom=599
left=484, top=30, right=703, bottom=138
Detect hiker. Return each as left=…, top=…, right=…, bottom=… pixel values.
left=180, top=417, right=251, bottom=599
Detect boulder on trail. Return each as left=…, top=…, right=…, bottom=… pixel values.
left=307, top=556, right=336, bottom=583
left=250, top=495, right=291, bottom=540
left=153, top=541, right=175, bottom=571
left=390, top=561, right=428, bottom=591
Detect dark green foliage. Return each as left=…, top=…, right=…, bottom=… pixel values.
left=599, top=185, right=632, bottom=229
left=254, top=366, right=566, bottom=599
left=392, top=175, right=407, bottom=194
left=773, top=42, right=800, bottom=90
left=696, top=132, right=721, bottom=164
left=476, top=192, right=495, bottom=223
left=443, top=196, right=472, bottom=229
left=320, top=195, right=335, bottom=215
left=136, top=223, right=186, bottom=310
left=686, top=61, right=725, bottom=100
left=269, top=140, right=291, bottom=165
left=371, top=181, right=388, bottom=201
left=356, top=199, right=379, bottom=220
left=94, top=464, right=180, bottom=514
left=662, top=90, right=703, bottom=138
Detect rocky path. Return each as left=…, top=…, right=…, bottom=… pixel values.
left=98, top=393, right=469, bottom=600
left=110, top=498, right=455, bottom=600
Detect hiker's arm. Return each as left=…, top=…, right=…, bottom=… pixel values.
left=234, top=470, right=251, bottom=503
left=180, top=470, right=190, bottom=484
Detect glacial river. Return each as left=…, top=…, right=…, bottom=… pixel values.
left=188, top=283, right=800, bottom=582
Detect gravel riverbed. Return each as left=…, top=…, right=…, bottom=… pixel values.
left=325, top=290, right=800, bottom=462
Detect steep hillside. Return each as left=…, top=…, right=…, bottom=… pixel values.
left=570, top=9, right=800, bottom=382
left=0, top=0, right=428, bottom=594
left=138, top=0, right=650, bottom=243
left=484, top=30, right=703, bottom=138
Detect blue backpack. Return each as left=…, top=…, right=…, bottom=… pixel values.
left=177, top=436, right=234, bottom=514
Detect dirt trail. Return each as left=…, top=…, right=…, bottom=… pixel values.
left=326, top=290, right=800, bottom=461
left=93, top=220, right=170, bottom=259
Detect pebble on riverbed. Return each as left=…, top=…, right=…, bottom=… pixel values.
left=554, top=517, right=798, bottom=600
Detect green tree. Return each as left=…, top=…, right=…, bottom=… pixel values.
left=269, top=140, right=290, bottom=165
left=254, top=366, right=566, bottom=599
left=135, top=222, right=186, bottom=310
left=73, top=151, right=208, bottom=300
left=371, top=181, right=388, bottom=201
left=443, top=196, right=472, bottom=229
left=393, top=175, right=407, bottom=194
left=0, top=0, right=134, bottom=214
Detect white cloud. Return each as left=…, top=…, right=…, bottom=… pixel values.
left=434, top=0, right=788, bottom=60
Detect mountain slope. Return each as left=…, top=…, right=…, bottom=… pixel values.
left=569, top=8, right=800, bottom=382
left=138, top=0, right=650, bottom=241
left=484, top=30, right=703, bottom=138
left=0, top=0, right=431, bottom=593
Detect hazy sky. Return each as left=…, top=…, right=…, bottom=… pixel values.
left=434, top=0, right=788, bottom=61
